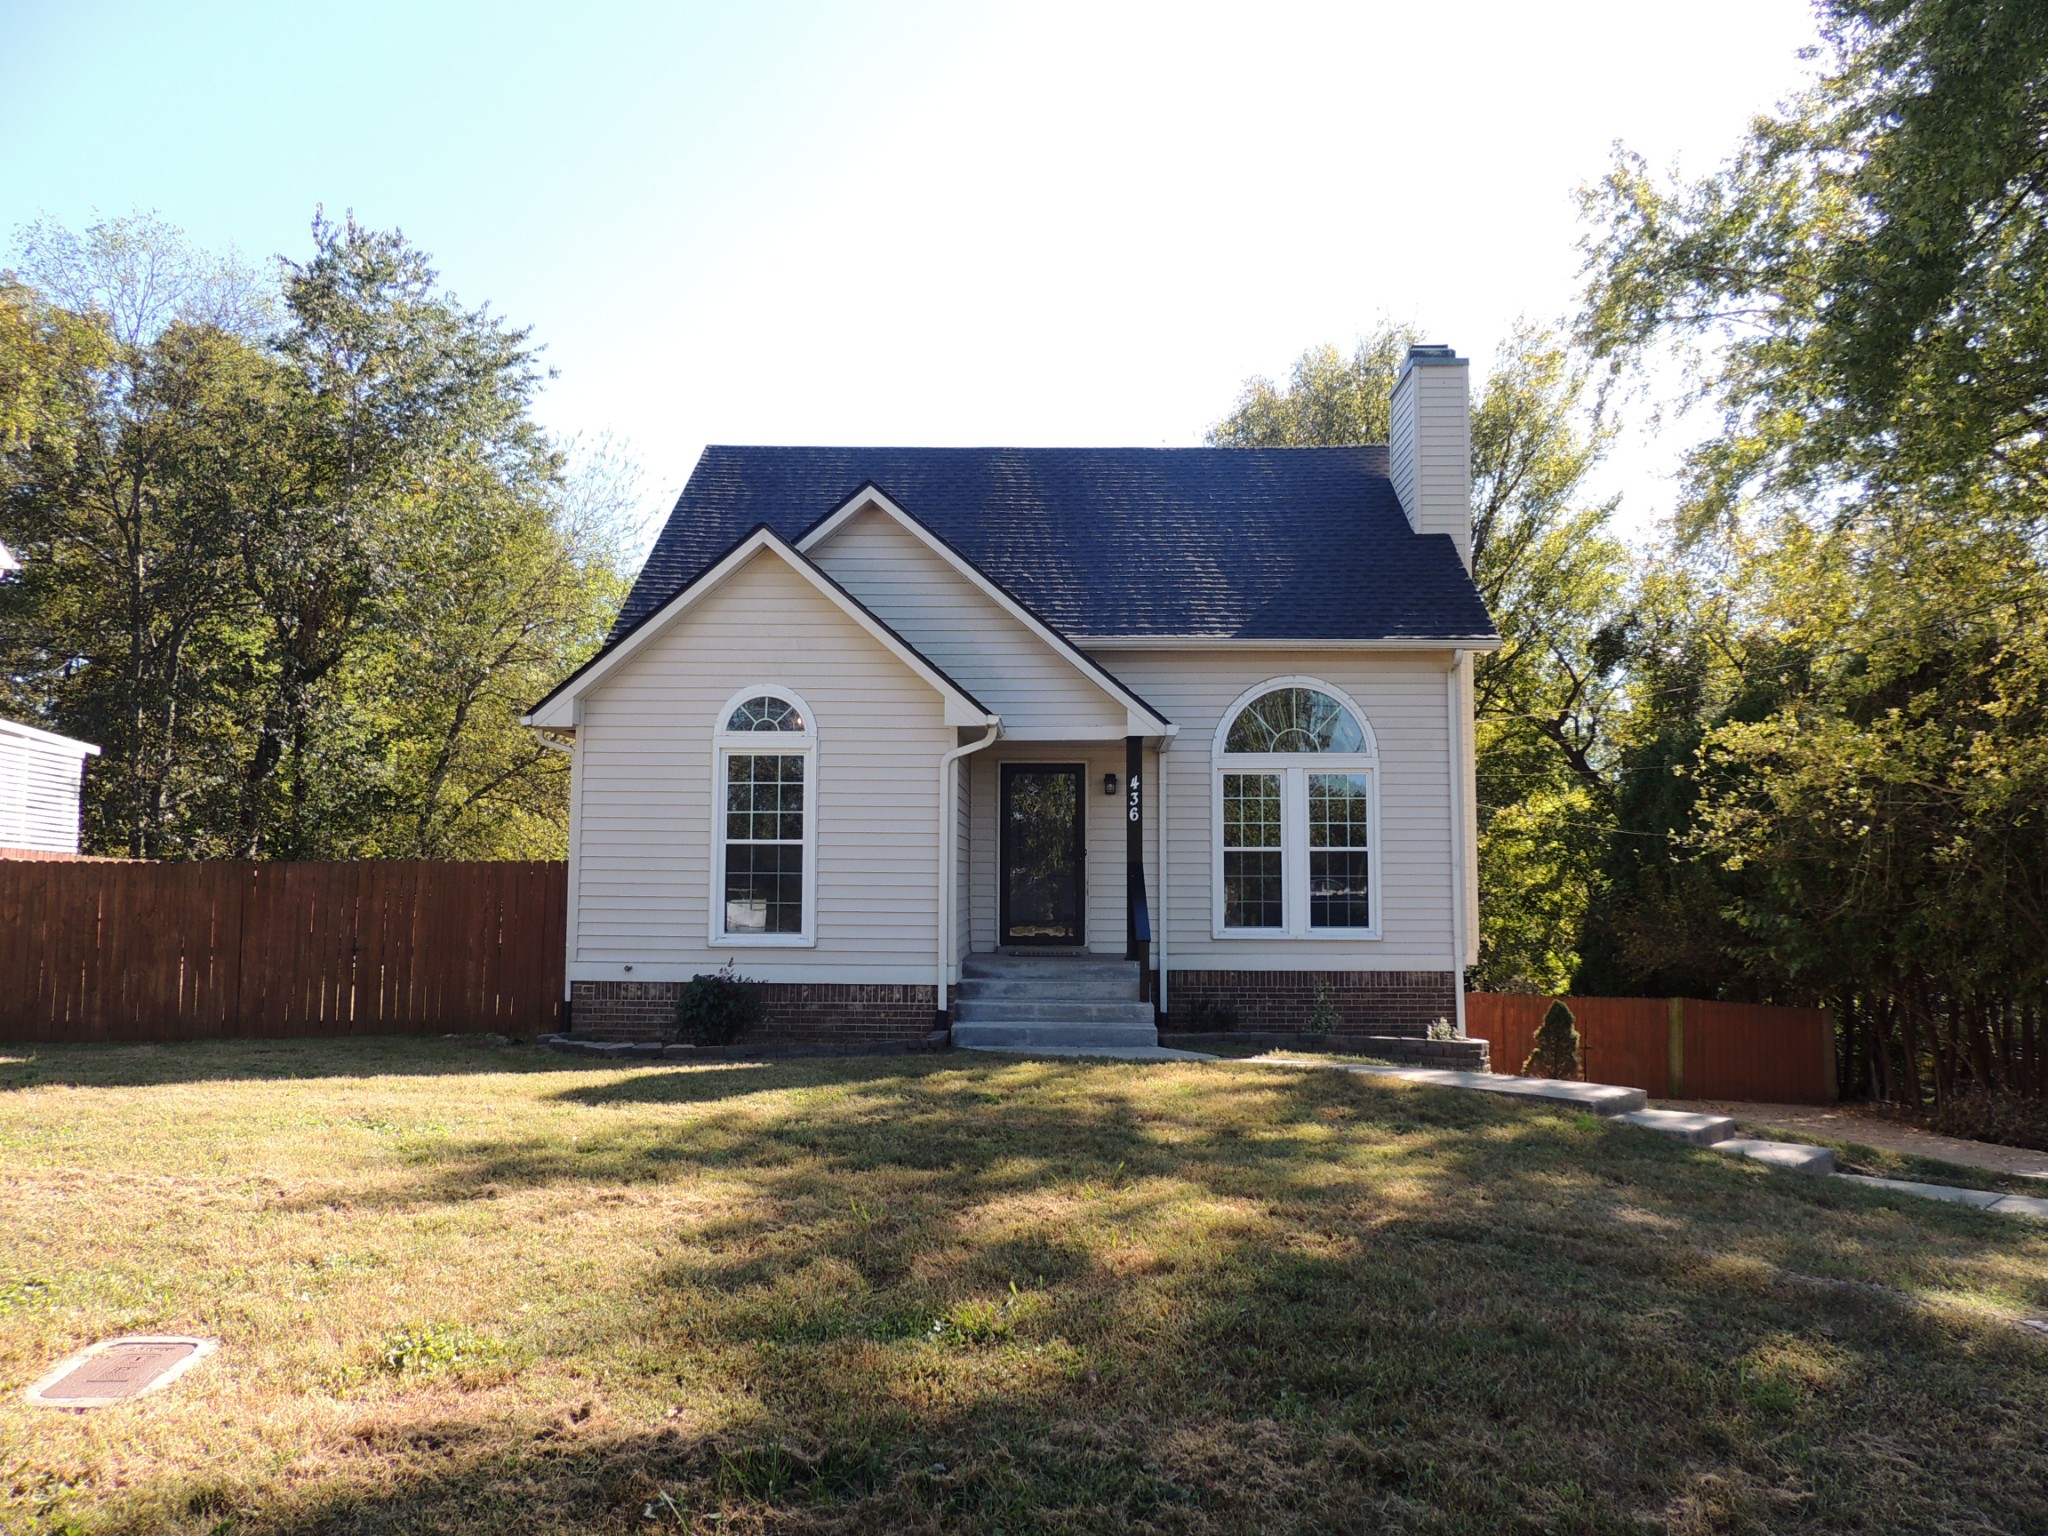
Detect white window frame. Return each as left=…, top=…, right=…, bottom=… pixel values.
left=1211, top=677, right=1381, bottom=941
left=709, top=685, right=819, bottom=947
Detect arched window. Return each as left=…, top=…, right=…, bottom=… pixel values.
left=1212, top=680, right=1378, bottom=937
left=726, top=694, right=806, bottom=733
left=711, top=687, right=816, bottom=944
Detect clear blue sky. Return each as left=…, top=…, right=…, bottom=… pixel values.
left=2, top=0, right=1821, bottom=539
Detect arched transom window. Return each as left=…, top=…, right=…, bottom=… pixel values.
left=1213, top=680, right=1378, bottom=937
left=712, top=687, right=817, bottom=944
left=727, top=694, right=806, bottom=733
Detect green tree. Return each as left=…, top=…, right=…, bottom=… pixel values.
left=1576, top=0, right=2048, bottom=1103
left=1209, top=322, right=1628, bottom=990
left=1208, top=329, right=1418, bottom=448
left=1521, top=998, right=1582, bottom=1080
left=0, top=212, right=629, bottom=860
left=0, top=216, right=272, bottom=853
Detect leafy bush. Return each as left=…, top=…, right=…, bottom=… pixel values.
left=1426, top=1017, right=1457, bottom=1042
left=677, top=960, right=762, bottom=1045
left=1521, top=999, right=1581, bottom=1080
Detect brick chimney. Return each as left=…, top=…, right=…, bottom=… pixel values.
left=1387, top=344, right=1472, bottom=570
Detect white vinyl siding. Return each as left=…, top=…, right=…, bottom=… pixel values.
left=0, top=723, right=95, bottom=854
left=1389, top=360, right=1473, bottom=566
left=571, top=550, right=954, bottom=984
left=807, top=507, right=1128, bottom=735
left=954, top=754, right=972, bottom=968
left=1099, top=648, right=1461, bottom=972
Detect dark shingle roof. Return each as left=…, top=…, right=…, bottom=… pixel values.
left=616, top=446, right=1495, bottom=643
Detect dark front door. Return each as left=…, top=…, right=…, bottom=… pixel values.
left=999, top=763, right=1085, bottom=946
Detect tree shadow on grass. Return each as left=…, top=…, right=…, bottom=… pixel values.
left=0, top=1034, right=592, bottom=1090
left=45, top=1057, right=2048, bottom=1535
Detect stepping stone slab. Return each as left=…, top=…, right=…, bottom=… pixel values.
left=1321, top=1064, right=1649, bottom=1115
left=1835, top=1174, right=2043, bottom=1215
left=1622, top=1108, right=1737, bottom=1146
left=1712, top=1138, right=1836, bottom=1174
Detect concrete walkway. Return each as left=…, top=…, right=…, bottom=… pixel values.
left=1269, top=1060, right=1648, bottom=1115
left=1266, top=1060, right=2048, bottom=1221
left=1661, top=1099, right=2048, bottom=1182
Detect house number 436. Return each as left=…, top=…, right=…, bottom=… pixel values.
left=1126, top=774, right=1141, bottom=823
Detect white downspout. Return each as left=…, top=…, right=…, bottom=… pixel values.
left=938, top=718, right=1003, bottom=1018
left=1445, top=652, right=1468, bottom=1039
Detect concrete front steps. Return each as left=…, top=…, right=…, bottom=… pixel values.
left=950, top=953, right=1157, bottom=1051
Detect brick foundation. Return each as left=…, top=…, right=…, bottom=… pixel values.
left=569, top=980, right=937, bottom=1044
left=1167, top=970, right=1459, bottom=1038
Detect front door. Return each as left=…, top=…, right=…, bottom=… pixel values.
left=999, top=763, right=1085, bottom=946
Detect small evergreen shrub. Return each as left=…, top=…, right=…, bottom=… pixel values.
left=1305, top=981, right=1338, bottom=1038
left=677, top=960, right=762, bottom=1045
left=1521, top=999, right=1581, bottom=1079
left=1426, top=1017, right=1457, bottom=1042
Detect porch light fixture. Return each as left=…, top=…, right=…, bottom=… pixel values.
left=1104, top=772, right=1119, bottom=797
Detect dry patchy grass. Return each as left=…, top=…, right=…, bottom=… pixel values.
left=1, top=1038, right=2044, bottom=1535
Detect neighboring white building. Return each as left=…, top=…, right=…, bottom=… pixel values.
left=527, top=345, right=1496, bottom=1047
left=0, top=718, right=100, bottom=856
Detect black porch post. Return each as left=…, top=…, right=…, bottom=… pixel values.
left=1124, top=735, right=1147, bottom=971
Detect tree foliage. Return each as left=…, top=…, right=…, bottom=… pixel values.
left=0, top=213, right=629, bottom=859
left=1576, top=0, right=2048, bottom=1105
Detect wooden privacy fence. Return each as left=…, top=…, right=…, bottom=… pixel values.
left=1465, top=993, right=1838, bottom=1104
left=0, top=859, right=566, bottom=1043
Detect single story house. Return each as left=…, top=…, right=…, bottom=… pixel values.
left=525, top=344, right=1497, bottom=1047
left=0, top=718, right=100, bottom=857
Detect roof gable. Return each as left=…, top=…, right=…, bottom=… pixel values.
left=801, top=488, right=1170, bottom=737
left=617, top=446, right=1497, bottom=645
left=523, top=526, right=994, bottom=729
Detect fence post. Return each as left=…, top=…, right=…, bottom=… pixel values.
left=1666, top=997, right=1685, bottom=1099
left=1821, top=1008, right=1839, bottom=1102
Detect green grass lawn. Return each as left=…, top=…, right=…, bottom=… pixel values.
left=2, top=1039, right=2044, bottom=1535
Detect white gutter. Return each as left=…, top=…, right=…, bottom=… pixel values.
left=1073, top=635, right=1503, bottom=653
left=938, top=718, right=1003, bottom=1017
left=1445, top=652, right=1467, bottom=1039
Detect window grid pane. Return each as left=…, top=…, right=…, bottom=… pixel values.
left=725, top=754, right=806, bottom=841
left=1222, top=773, right=1282, bottom=928
left=1308, top=772, right=1370, bottom=928
left=724, top=844, right=804, bottom=933
left=723, top=752, right=806, bottom=934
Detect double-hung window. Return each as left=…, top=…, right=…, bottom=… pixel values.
left=712, top=688, right=816, bottom=944
left=1214, top=680, right=1379, bottom=938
